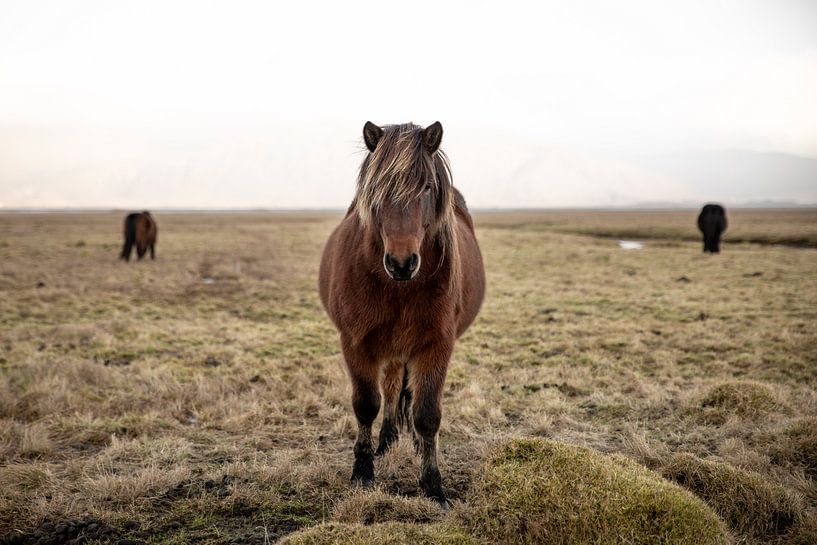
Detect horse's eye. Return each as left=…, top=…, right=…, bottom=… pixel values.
left=424, top=183, right=432, bottom=192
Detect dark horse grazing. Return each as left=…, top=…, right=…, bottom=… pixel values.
left=120, top=211, right=157, bottom=261
left=319, top=121, right=485, bottom=507
left=697, top=204, right=727, bottom=253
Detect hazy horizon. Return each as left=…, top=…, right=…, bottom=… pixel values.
left=2, top=1, right=816, bottom=209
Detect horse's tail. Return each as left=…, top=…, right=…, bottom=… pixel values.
left=395, top=364, right=413, bottom=432
left=120, top=213, right=138, bottom=260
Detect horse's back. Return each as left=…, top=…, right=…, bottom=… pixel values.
left=698, top=204, right=726, bottom=232
left=452, top=188, right=485, bottom=337
left=318, top=222, right=338, bottom=312
left=318, top=209, right=357, bottom=321
left=452, top=188, right=475, bottom=231
left=137, top=212, right=158, bottom=243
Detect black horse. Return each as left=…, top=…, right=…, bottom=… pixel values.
left=697, top=204, right=727, bottom=253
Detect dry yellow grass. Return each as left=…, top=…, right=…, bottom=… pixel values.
left=477, top=208, right=817, bottom=247
left=277, top=522, right=478, bottom=545
left=0, top=209, right=816, bottom=544
left=331, top=489, right=444, bottom=525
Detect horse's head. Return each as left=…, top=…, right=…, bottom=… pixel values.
left=356, top=121, right=452, bottom=281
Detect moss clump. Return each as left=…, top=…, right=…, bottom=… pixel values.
left=693, top=381, right=784, bottom=424
left=460, top=438, right=729, bottom=545
left=277, top=522, right=478, bottom=545
left=768, top=418, right=817, bottom=477
left=332, top=490, right=444, bottom=525
left=661, top=453, right=804, bottom=540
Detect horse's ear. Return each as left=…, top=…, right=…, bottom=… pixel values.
left=363, top=121, right=383, bottom=152
left=422, top=121, right=443, bottom=153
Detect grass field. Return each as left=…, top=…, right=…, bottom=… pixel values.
left=1, top=209, right=816, bottom=544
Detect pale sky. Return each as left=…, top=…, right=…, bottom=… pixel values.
left=1, top=0, right=816, bottom=208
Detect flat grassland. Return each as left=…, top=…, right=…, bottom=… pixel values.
left=1, top=209, right=816, bottom=544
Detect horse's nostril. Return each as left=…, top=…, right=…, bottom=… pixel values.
left=384, top=253, right=396, bottom=271
left=408, top=253, right=419, bottom=271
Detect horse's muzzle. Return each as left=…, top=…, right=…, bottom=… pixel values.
left=384, top=252, right=420, bottom=281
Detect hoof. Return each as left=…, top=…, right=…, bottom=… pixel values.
left=352, top=476, right=375, bottom=488
left=420, top=482, right=448, bottom=509
left=352, top=457, right=374, bottom=488
left=420, top=469, right=447, bottom=509
left=423, top=489, right=449, bottom=510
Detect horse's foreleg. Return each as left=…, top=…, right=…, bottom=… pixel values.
left=150, top=244, right=155, bottom=260
left=344, top=344, right=380, bottom=487
left=376, top=359, right=404, bottom=456
left=120, top=239, right=133, bottom=261
left=352, top=375, right=380, bottom=486
left=411, top=343, right=453, bottom=509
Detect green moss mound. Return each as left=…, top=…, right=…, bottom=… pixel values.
left=693, top=381, right=784, bottom=424
left=332, top=490, right=444, bottom=524
left=277, top=522, right=478, bottom=545
left=460, top=438, right=729, bottom=545
left=661, top=453, right=804, bottom=540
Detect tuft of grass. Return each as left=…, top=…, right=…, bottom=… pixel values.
left=18, top=421, right=54, bottom=458
left=767, top=418, right=817, bottom=478
left=661, top=453, right=805, bottom=540
left=332, top=489, right=445, bottom=525
left=277, top=521, right=479, bottom=545
left=0, top=378, right=15, bottom=417
left=459, top=438, right=729, bottom=545
left=0, top=462, right=53, bottom=492
left=81, top=465, right=192, bottom=508
left=691, top=381, right=785, bottom=424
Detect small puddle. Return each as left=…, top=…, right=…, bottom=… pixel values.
left=618, top=240, right=644, bottom=250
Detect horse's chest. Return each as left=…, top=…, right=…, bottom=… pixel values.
left=353, top=290, right=446, bottom=356
left=377, top=308, right=435, bottom=355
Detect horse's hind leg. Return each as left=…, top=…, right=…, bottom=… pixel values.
left=376, top=360, right=404, bottom=456
left=150, top=244, right=155, bottom=260
left=411, top=343, right=453, bottom=509
left=344, top=343, right=381, bottom=487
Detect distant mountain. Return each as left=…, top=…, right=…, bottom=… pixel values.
left=1, top=122, right=815, bottom=209
left=631, top=150, right=817, bottom=206
left=447, top=129, right=817, bottom=208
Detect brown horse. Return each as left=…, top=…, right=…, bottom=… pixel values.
left=120, top=211, right=157, bottom=261
left=319, top=121, right=485, bottom=507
